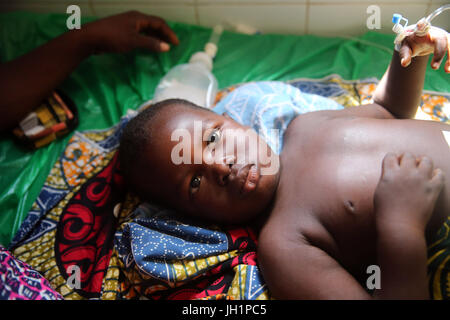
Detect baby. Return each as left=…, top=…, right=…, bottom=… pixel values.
left=119, top=29, right=450, bottom=299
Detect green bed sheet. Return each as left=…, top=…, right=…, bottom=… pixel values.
left=0, top=11, right=449, bottom=247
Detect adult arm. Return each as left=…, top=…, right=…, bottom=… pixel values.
left=0, top=11, right=179, bottom=131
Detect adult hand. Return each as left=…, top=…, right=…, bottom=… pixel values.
left=83, top=11, right=179, bottom=54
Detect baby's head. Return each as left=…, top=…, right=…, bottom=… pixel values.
left=119, top=99, right=280, bottom=225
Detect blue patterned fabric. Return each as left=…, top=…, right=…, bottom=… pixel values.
left=116, top=203, right=229, bottom=283
left=213, top=81, right=344, bottom=154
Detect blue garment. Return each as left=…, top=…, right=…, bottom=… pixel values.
left=213, top=81, right=343, bottom=154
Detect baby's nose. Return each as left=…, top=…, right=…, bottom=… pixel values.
left=210, top=161, right=233, bottom=187
left=207, top=155, right=233, bottom=186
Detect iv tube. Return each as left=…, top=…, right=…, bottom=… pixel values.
left=392, top=4, right=450, bottom=45
left=208, top=25, right=223, bottom=47
left=204, top=25, right=223, bottom=59
left=425, top=4, right=450, bottom=24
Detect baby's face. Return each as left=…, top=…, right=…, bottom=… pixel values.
left=138, top=105, right=280, bottom=224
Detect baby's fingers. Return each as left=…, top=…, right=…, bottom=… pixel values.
left=417, top=156, right=433, bottom=175
left=399, top=42, right=412, bottom=67
left=430, top=168, right=445, bottom=191
left=381, top=153, right=399, bottom=177
left=431, top=35, right=447, bottom=70
left=446, top=35, right=450, bottom=73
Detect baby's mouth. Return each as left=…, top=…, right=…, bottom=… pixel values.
left=229, top=163, right=260, bottom=196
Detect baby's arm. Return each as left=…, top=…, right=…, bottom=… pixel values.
left=372, top=153, right=444, bottom=299
left=257, top=230, right=372, bottom=300
left=373, top=28, right=449, bottom=119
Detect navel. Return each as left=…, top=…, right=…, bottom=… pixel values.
left=345, top=200, right=356, bottom=214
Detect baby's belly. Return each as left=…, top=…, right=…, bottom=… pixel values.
left=280, top=116, right=449, bottom=284
left=321, top=118, right=450, bottom=245
left=310, top=152, right=447, bottom=281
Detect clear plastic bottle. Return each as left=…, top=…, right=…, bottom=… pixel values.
left=153, top=26, right=223, bottom=109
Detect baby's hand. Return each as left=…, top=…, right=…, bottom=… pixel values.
left=399, top=24, right=450, bottom=73
left=374, top=153, right=445, bottom=232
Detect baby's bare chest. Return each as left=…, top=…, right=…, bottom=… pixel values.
left=278, top=142, right=379, bottom=273
left=275, top=116, right=450, bottom=273
left=281, top=115, right=449, bottom=218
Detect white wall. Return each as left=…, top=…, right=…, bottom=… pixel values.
left=0, top=0, right=449, bottom=36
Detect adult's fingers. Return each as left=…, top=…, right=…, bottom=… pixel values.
left=136, top=13, right=179, bottom=45
left=133, top=34, right=171, bottom=52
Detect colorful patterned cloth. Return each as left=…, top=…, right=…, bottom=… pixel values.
left=9, top=125, right=126, bottom=300
left=0, top=246, right=63, bottom=300
left=116, top=204, right=266, bottom=299
left=12, top=91, right=78, bottom=150
left=6, top=76, right=450, bottom=300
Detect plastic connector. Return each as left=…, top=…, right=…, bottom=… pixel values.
left=392, top=5, right=449, bottom=53
left=392, top=13, right=408, bottom=34
left=189, top=51, right=213, bottom=71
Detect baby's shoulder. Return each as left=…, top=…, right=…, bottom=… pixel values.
left=284, top=109, right=341, bottom=140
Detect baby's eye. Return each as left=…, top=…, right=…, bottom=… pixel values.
left=206, top=129, right=221, bottom=145
left=190, top=176, right=202, bottom=193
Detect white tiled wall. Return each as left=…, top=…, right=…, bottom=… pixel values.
left=0, top=0, right=449, bottom=36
